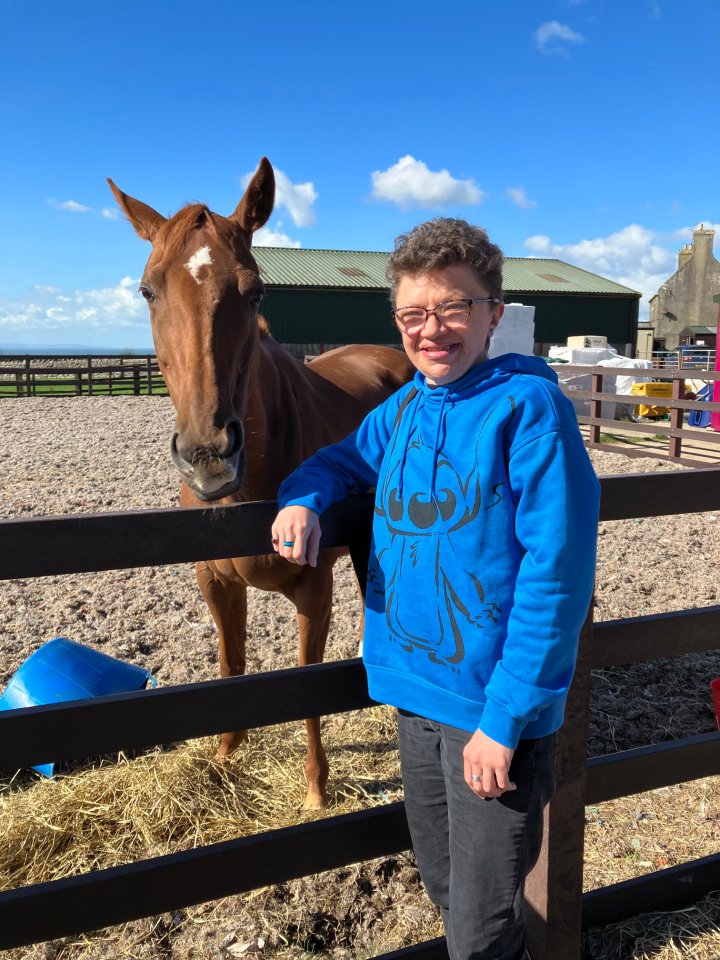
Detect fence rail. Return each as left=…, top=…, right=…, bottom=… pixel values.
left=1, top=475, right=720, bottom=958
left=650, top=349, right=717, bottom=369
left=555, top=365, right=720, bottom=464
left=0, top=356, right=163, bottom=396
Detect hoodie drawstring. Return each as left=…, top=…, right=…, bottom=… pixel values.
left=396, top=386, right=449, bottom=503
left=429, top=389, right=448, bottom=500
left=396, top=389, right=422, bottom=500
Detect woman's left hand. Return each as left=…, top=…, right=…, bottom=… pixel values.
left=271, top=505, right=321, bottom=567
left=463, top=729, right=517, bottom=798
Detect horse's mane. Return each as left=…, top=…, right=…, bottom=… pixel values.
left=160, top=203, right=214, bottom=247
left=160, top=203, right=264, bottom=265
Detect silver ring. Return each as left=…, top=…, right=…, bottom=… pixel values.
left=471, top=774, right=482, bottom=783
left=283, top=540, right=295, bottom=547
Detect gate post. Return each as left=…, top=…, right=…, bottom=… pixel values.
left=669, top=376, right=684, bottom=461
left=524, top=605, right=594, bottom=959
left=589, top=372, right=602, bottom=446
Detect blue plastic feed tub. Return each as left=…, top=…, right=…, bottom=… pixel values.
left=0, top=636, right=156, bottom=777
left=688, top=384, right=713, bottom=428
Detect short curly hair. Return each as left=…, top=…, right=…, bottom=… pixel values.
left=387, top=217, right=504, bottom=303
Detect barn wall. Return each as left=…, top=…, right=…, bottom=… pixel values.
left=507, top=294, right=639, bottom=347
left=262, top=287, right=639, bottom=350
left=261, top=288, right=400, bottom=345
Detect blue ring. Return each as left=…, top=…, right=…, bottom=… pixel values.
left=283, top=540, right=295, bottom=547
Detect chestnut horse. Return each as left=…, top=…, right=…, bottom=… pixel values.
left=108, top=158, right=413, bottom=807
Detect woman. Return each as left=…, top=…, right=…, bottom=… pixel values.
left=271, top=218, right=599, bottom=960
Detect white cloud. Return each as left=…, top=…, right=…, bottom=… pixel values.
left=57, top=199, right=91, bottom=213
left=673, top=221, right=720, bottom=243
left=523, top=224, right=677, bottom=317
left=371, top=155, right=485, bottom=209
left=0, top=277, right=147, bottom=332
left=273, top=169, right=317, bottom=228
left=241, top=166, right=317, bottom=228
left=48, top=198, right=119, bottom=220
left=506, top=186, right=536, bottom=209
left=252, top=224, right=302, bottom=248
left=534, top=21, right=584, bottom=54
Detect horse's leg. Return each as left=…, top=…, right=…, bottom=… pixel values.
left=195, top=561, right=249, bottom=757
left=284, top=562, right=333, bottom=810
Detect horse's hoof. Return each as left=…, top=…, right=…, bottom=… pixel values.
left=303, top=789, right=328, bottom=810
left=216, top=731, right=248, bottom=759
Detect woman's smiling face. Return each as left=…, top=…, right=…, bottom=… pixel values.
left=394, top=263, right=504, bottom=386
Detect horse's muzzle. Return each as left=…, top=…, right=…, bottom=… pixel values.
left=170, top=420, right=246, bottom=501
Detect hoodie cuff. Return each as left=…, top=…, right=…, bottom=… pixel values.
left=478, top=696, right=525, bottom=749
left=278, top=492, right=325, bottom=515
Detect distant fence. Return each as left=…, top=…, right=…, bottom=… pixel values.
left=556, top=366, right=720, bottom=464
left=1, top=472, right=720, bottom=958
left=650, top=349, right=716, bottom=369
left=0, top=355, right=163, bottom=396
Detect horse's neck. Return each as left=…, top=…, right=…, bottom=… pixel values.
left=241, top=341, right=309, bottom=500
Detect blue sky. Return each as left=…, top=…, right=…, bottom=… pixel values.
left=1, top=0, right=718, bottom=349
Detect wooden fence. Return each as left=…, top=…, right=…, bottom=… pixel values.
left=1, top=472, right=720, bottom=958
left=0, top=355, right=162, bottom=396
left=4, top=355, right=719, bottom=465
left=557, top=365, right=720, bottom=464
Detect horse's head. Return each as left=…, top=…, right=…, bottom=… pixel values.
left=108, top=159, right=275, bottom=502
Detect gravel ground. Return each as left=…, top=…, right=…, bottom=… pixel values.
left=1, top=396, right=719, bottom=960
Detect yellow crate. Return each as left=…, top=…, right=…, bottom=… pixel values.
left=631, top=381, right=672, bottom=417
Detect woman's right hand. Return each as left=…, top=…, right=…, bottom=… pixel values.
left=271, top=506, right=322, bottom=567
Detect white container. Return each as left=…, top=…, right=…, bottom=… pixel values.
left=553, top=368, right=616, bottom=420
left=548, top=345, right=618, bottom=365
left=566, top=335, right=608, bottom=349
left=596, top=356, right=654, bottom=419
left=488, top=303, right=535, bottom=358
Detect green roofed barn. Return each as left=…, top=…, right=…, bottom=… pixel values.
left=252, top=248, right=641, bottom=355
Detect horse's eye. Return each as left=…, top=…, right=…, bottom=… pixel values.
left=139, top=285, right=156, bottom=303
left=250, top=292, right=263, bottom=306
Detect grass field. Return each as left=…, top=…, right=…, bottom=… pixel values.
left=0, top=378, right=168, bottom=397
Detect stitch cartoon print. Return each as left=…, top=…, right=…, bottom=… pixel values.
left=371, top=408, right=507, bottom=671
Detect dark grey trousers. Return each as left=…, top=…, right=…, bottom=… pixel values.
left=397, top=710, right=555, bottom=960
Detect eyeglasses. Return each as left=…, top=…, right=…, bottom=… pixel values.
left=393, top=297, right=500, bottom=334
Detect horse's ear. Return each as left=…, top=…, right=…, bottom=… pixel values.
left=231, top=157, right=275, bottom=234
left=107, top=179, right=166, bottom=243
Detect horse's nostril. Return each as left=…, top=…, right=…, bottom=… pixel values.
left=224, top=419, right=244, bottom=458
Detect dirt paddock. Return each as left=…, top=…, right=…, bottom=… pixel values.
left=1, top=397, right=719, bottom=960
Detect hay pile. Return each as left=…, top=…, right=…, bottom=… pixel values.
left=4, top=717, right=719, bottom=960
left=1, top=706, right=435, bottom=960
left=583, top=894, right=720, bottom=960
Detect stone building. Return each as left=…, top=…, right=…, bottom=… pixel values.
left=648, top=226, right=720, bottom=351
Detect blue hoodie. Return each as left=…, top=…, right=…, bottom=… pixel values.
left=279, top=353, right=600, bottom=748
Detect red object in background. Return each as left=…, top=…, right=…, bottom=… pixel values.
left=711, top=678, right=720, bottom=729
left=712, top=300, right=720, bottom=432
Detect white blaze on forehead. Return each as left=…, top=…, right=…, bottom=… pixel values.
left=185, top=246, right=213, bottom=284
